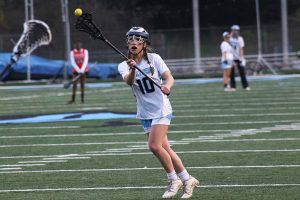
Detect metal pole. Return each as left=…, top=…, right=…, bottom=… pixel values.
left=25, top=0, right=34, bottom=81
left=192, top=0, right=202, bottom=73
left=255, top=0, right=262, bottom=56
left=255, top=0, right=277, bottom=75
left=281, top=0, right=289, bottom=66
left=24, top=0, right=28, bottom=22
left=30, top=0, right=34, bottom=19
left=61, top=0, right=71, bottom=82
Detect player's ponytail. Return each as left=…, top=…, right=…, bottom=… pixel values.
left=143, top=47, right=155, bottom=76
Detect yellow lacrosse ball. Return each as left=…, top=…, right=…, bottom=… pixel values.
left=74, top=8, right=83, bottom=16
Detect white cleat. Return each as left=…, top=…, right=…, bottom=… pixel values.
left=224, top=88, right=235, bottom=92
left=181, top=176, right=199, bottom=199
left=162, top=179, right=183, bottom=199
left=245, top=87, right=251, bottom=91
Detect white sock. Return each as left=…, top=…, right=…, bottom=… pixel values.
left=167, top=171, right=178, bottom=181
left=177, top=169, right=190, bottom=182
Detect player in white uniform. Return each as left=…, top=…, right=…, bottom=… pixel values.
left=118, top=27, right=199, bottom=199
left=220, top=32, right=234, bottom=92
left=229, top=25, right=250, bottom=90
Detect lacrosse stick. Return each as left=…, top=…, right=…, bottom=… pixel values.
left=63, top=74, right=81, bottom=89
left=74, top=11, right=161, bottom=89
left=63, top=62, right=98, bottom=89
left=0, top=20, right=52, bottom=81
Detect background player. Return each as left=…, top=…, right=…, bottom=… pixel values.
left=118, top=27, right=199, bottom=199
left=68, top=41, right=89, bottom=104
left=229, top=25, right=250, bottom=91
left=220, top=32, right=234, bottom=92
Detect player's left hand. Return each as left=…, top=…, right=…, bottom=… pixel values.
left=240, top=58, right=246, bottom=66
left=161, top=85, right=170, bottom=95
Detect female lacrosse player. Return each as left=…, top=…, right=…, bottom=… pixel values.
left=118, top=27, right=199, bottom=199
left=220, top=32, right=234, bottom=92
left=229, top=25, right=250, bottom=90
left=68, top=41, right=89, bottom=104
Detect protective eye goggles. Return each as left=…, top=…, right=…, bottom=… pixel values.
left=126, top=35, right=146, bottom=44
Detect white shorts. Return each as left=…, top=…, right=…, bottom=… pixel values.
left=221, top=60, right=233, bottom=70
left=140, top=114, right=172, bottom=134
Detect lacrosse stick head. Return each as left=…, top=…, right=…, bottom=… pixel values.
left=75, top=12, right=105, bottom=41
left=12, top=20, right=52, bottom=60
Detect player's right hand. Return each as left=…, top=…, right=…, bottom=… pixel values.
left=127, top=59, right=136, bottom=69
left=161, top=85, right=171, bottom=95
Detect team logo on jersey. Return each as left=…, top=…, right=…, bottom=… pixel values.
left=136, top=67, right=154, bottom=78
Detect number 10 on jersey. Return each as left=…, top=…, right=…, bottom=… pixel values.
left=136, top=77, right=155, bottom=94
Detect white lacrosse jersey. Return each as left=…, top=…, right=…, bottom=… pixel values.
left=229, top=36, right=245, bottom=60
left=220, top=41, right=233, bottom=61
left=118, top=53, right=172, bottom=119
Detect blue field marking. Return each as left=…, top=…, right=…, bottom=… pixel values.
left=0, top=112, right=136, bottom=124
left=86, top=83, right=113, bottom=88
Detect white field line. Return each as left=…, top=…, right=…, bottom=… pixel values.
left=18, top=160, right=67, bottom=164
left=1, top=92, right=299, bottom=101
left=102, top=149, right=132, bottom=153
left=2, top=98, right=300, bottom=110
left=181, top=138, right=300, bottom=142
left=175, top=107, right=300, bottom=113
left=0, top=184, right=299, bottom=193
left=1, top=100, right=299, bottom=111
left=0, top=141, right=146, bottom=148
left=102, top=138, right=300, bottom=154
left=1, top=101, right=300, bottom=114
left=105, top=147, right=149, bottom=151
left=0, top=126, right=80, bottom=130
left=0, top=118, right=295, bottom=139
left=183, top=123, right=300, bottom=141
left=0, top=164, right=45, bottom=167
left=129, top=120, right=300, bottom=128
left=0, top=129, right=233, bottom=143
left=0, top=167, right=22, bottom=171
left=0, top=120, right=299, bottom=137
left=174, top=113, right=300, bottom=118
left=173, top=101, right=300, bottom=108
left=171, top=93, right=300, bottom=100
left=127, top=145, right=149, bottom=148
left=79, top=107, right=106, bottom=111
left=174, top=120, right=300, bottom=125
left=81, top=149, right=300, bottom=157
left=2, top=95, right=300, bottom=104
left=0, top=137, right=299, bottom=148
left=88, top=137, right=300, bottom=153
left=1, top=149, right=299, bottom=160
left=0, top=88, right=128, bottom=101
left=0, top=165, right=300, bottom=174
left=86, top=150, right=130, bottom=153
left=169, top=98, right=300, bottom=105
left=0, top=132, right=147, bottom=139
left=43, top=157, right=90, bottom=160
left=2, top=100, right=300, bottom=112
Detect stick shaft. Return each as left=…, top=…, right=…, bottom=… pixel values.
left=64, top=74, right=81, bottom=89
left=0, top=61, right=15, bottom=80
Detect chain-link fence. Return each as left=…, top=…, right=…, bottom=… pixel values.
left=1, top=21, right=300, bottom=63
